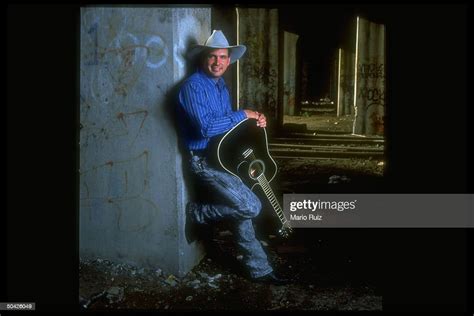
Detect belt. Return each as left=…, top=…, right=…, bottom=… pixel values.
left=190, top=149, right=207, bottom=157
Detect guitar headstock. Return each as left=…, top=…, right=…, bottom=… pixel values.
left=278, top=223, right=293, bottom=239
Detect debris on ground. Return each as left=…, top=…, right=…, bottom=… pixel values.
left=328, top=175, right=351, bottom=184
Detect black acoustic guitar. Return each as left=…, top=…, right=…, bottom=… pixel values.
left=208, top=118, right=293, bottom=238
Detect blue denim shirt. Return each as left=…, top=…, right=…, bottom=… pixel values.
left=177, top=69, right=247, bottom=151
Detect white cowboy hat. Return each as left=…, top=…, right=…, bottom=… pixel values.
left=187, top=30, right=247, bottom=64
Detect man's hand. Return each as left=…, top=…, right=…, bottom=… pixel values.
left=243, top=110, right=267, bottom=128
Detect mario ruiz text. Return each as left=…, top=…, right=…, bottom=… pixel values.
left=289, top=199, right=357, bottom=212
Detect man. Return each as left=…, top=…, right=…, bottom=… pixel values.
left=177, top=30, right=287, bottom=285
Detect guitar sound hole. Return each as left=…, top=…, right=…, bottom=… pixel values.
left=248, top=160, right=265, bottom=180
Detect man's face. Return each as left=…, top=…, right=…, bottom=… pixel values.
left=202, top=48, right=231, bottom=78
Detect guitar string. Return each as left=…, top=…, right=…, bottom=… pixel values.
left=257, top=174, right=289, bottom=225
left=248, top=153, right=292, bottom=230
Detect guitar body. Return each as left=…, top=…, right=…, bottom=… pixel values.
left=209, top=118, right=277, bottom=190
left=209, top=118, right=293, bottom=238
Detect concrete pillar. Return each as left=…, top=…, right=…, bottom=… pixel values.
left=336, top=48, right=356, bottom=116
left=282, top=31, right=299, bottom=116
left=238, top=8, right=279, bottom=121
left=79, top=7, right=210, bottom=277
left=343, top=51, right=355, bottom=116
left=353, top=17, right=385, bottom=136
left=337, top=49, right=343, bottom=117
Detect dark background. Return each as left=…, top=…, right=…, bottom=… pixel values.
left=4, top=3, right=472, bottom=313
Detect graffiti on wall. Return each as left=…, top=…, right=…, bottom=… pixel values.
left=353, top=17, right=385, bottom=136
left=357, top=62, right=385, bottom=135
left=83, top=27, right=169, bottom=97
left=83, top=22, right=169, bottom=69
left=80, top=150, right=159, bottom=233
left=359, top=86, right=385, bottom=104
left=80, top=16, right=166, bottom=148
left=80, top=15, right=166, bottom=232
left=358, top=63, right=385, bottom=79
left=80, top=105, right=149, bottom=150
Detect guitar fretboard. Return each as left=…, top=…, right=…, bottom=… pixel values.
left=256, top=174, right=289, bottom=226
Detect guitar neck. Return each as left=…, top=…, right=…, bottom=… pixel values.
left=256, top=174, right=289, bottom=226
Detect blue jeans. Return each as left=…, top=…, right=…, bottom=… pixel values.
left=188, top=155, right=273, bottom=278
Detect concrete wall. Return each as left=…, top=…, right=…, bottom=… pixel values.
left=79, top=7, right=210, bottom=277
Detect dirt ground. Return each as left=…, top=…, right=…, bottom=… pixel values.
left=277, top=157, right=384, bottom=194
left=80, top=224, right=382, bottom=311
left=280, top=113, right=385, bottom=192
left=79, top=113, right=385, bottom=311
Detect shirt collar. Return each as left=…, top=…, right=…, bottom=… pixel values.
left=198, top=69, right=225, bottom=89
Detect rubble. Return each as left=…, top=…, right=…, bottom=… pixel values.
left=80, top=236, right=382, bottom=310
left=328, top=175, right=351, bottom=184
left=106, top=286, right=124, bottom=303
left=208, top=273, right=222, bottom=282
left=188, top=280, right=201, bottom=289
left=165, top=275, right=178, bottom=287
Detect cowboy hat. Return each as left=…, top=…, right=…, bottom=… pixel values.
left=187, top=30, right=246, bottom=64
